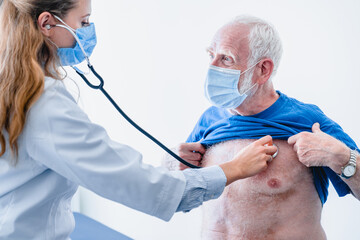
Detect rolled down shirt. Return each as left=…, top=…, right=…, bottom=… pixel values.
left=186, top=91, right=359, bottom=204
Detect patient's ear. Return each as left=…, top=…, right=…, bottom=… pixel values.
left=255, top=59, right=274, bottom=85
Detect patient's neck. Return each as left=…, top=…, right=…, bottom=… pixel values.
left=232, top=86, right=279, bottom=116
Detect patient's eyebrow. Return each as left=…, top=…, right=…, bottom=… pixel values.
left=206, top=47, right=213, bottom=53
left=220, top=49, right=236, bottom=60
left=206, top=47, right=236, bottom=61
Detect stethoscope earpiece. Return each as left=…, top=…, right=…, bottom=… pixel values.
left=45, top=25, right=51, bottom=30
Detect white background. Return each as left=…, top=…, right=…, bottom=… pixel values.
left=69, top=0, right=360, bottom=239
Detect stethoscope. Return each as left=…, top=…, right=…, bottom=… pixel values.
left=47, top=17, right=203, bottom=169
left=73, top=63, right=202, bottom=169
left=73, top=63, right=279, bottom=167
left=60, top=20, right=278, bottom=168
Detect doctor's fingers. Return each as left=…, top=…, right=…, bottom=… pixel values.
left=255, top=135, right=273, bottom=146
left=264, top=145, right=277, bottom=155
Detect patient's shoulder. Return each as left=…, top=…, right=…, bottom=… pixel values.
left=201, top=106, right=231, bottom=122
left=283, top=93, right=326, bottom=121
left=186, top=107, right=231, bottom=143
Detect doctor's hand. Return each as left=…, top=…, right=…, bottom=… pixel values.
left=177, top=142, right=206, bottom=170
left=220, top=135, right=277, bottom=186
left=288, top=123, right=350, bottom=173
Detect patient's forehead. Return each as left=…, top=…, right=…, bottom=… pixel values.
left=210, top=23, right=250, bottom=62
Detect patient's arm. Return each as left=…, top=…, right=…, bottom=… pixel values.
left=288, top=123, right=360, bottom=200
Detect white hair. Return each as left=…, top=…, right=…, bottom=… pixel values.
left=229, top=15, right=283, bottom=80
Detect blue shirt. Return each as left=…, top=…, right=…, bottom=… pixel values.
left=0, top=77, right=226, bottom=240
left=186, top=91, right=359, bottom=204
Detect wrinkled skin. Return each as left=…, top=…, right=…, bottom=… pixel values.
left=289, top=123, right=360, bottom=200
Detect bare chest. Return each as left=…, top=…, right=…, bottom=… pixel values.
left=203, top=139, right=312, bottom=195
left=201, top=139, right=323, bottom=239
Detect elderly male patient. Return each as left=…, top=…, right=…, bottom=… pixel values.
left=164, top=15, right=360, bottom=239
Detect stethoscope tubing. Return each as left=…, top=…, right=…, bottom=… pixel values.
left=74, top=64, right=279, bottom=169
left=74, top=64, right=201, bottom=169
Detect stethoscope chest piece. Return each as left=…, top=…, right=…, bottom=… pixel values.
left=272, top=144, right=279, bottom=159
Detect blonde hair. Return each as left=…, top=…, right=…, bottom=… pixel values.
left=0, top=0, right=76, bottom=162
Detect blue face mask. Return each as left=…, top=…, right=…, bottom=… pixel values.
left=204, top=62, right=259, bottom=109
left=53, top=15, right=97, bottom=66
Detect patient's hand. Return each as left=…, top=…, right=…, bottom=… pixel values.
left=288, top=123, right=349, bottom=173
left=161, top=142, right=206, bottom=171
left=177, top=142, right=206, bottom=170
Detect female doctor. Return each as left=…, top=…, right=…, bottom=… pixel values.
left=0, top=0, right=277, bottom=239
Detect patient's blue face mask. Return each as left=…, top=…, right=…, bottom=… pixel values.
left=52, top=15, right=97, bottom=66
left=204, top=62, right=260, bottom=109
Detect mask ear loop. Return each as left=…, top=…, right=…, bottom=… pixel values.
left=53, top=15, right=92, bottom=69
left=44, top=37, right=69, bottom=80
left=55, top=24, right=91, bottom=75
left=241, top=59, right=263, bottom=75
left=238, top=59, right=263, bottom=95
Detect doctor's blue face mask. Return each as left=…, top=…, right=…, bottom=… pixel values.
left=51, top=15, right=97, bottom=66
left=204, top=61, right=260, bottom=109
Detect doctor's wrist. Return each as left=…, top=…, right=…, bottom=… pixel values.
left=219, top=161, right=242, bottom=186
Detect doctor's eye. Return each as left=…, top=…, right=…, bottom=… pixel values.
left=81, top=21, right=90, bottom=27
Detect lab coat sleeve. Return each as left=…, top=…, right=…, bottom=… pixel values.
left=24, top=80, right=186, bottom=221
left=177, top=166, right=226, bottom=212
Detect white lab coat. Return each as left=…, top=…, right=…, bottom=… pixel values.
left=0, top=77, right=186, bottom=239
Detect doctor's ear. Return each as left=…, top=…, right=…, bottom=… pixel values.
left=37, top=12, right=56, bottom=36
left=255, top=58, right=274, bottom=85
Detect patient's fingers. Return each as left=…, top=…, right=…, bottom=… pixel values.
left=178, top=142, right=205, bottom=155
left=177, top=142, right=204, bottom=171
left=179, top=160, right=201, bottom=170
left=181, top=152, right=203, bottom=161
left=287, top=134, right=298, bottom=145
left=191, top=143, right=206, bottom=155
left=312, top=122, right=321, bottom=133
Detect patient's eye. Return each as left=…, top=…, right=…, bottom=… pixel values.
left=223, top=56, right=234, bottom=66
